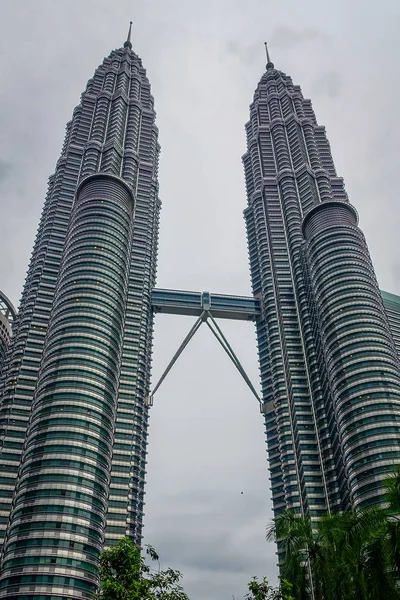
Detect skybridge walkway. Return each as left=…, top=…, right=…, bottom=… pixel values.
left=149, top=288, right=263, bottom=408
left=151, top=288, right=260, bottom=321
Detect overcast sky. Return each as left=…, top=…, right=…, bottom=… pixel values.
left=1, top=1, right=400, bottom=598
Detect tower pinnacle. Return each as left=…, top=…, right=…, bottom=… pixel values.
left=124, top=21, right=133, bottom=49
left=264, top=41, right=274, bottom=70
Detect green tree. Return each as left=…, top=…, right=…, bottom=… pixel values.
left=245, top=576, right=294, bottom=600
left=94, top=537, right=189, bottom=600
left=318, top=508, right=397, bottom=600
left=267, top=506, right=400, bottom=600
left=385, top=467, right=400, bottom=574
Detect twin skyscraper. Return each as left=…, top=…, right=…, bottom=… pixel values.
left=0, top=27, right=400, bottom=599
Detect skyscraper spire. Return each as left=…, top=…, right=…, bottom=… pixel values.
left=124, top=20, right=133, bottom=49
left=264, top=41, right=274, bottom=70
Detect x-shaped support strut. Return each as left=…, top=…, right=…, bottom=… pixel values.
left=145, top=310, right=262, bottom=407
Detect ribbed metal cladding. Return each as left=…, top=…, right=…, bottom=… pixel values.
left=303, top=201, right=400, bottom=509
left=0, top=174, right=134, bottom=599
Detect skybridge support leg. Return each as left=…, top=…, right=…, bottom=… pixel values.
left=147, top=310, right=262, bottom=408
left=145, top=311, right=206, bottom=406
left=206, top=315, right=262, bottom=406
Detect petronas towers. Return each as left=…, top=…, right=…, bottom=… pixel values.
left=0, top=27, right=400, bottom=600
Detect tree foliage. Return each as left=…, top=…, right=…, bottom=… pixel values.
left=266, top=470, right=400, bottom=600
left=95, top=536, right=295, bottom=600
left=245, top=576, right=294, bottom=600
left=94, top=537, right=189, bottom=600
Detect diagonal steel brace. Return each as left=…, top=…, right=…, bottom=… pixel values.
left=206, top=314, right=262, bottom=405
left=146, top=310, right=261, bottom=407
left=145, top=311, right=206, bottom=405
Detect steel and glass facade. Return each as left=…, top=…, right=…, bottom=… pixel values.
left=243, top=58, right=400, bottom=519
left=0, top=33, right=160, bottom=599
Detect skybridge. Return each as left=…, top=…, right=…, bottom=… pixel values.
left=151, top=288, right=260, bottom=321
left=149, top=288, right=263, bottom=409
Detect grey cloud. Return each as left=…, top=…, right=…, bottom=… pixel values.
left=311, top=71, right=343, bottom=98
left=270, top=25, right=327, bottom=48
left=225, top=40, right=262, bottom=66
left=144, top=491, right=276, bottom=600
left=0, top=160, right=11, bottom=184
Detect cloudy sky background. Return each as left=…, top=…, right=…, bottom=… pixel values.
left=1, top=1, right=400, bottom=598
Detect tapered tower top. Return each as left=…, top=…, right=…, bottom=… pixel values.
left=124, top=21, right=133, bottom=49
left=264, top=41, right=274, bottom=70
